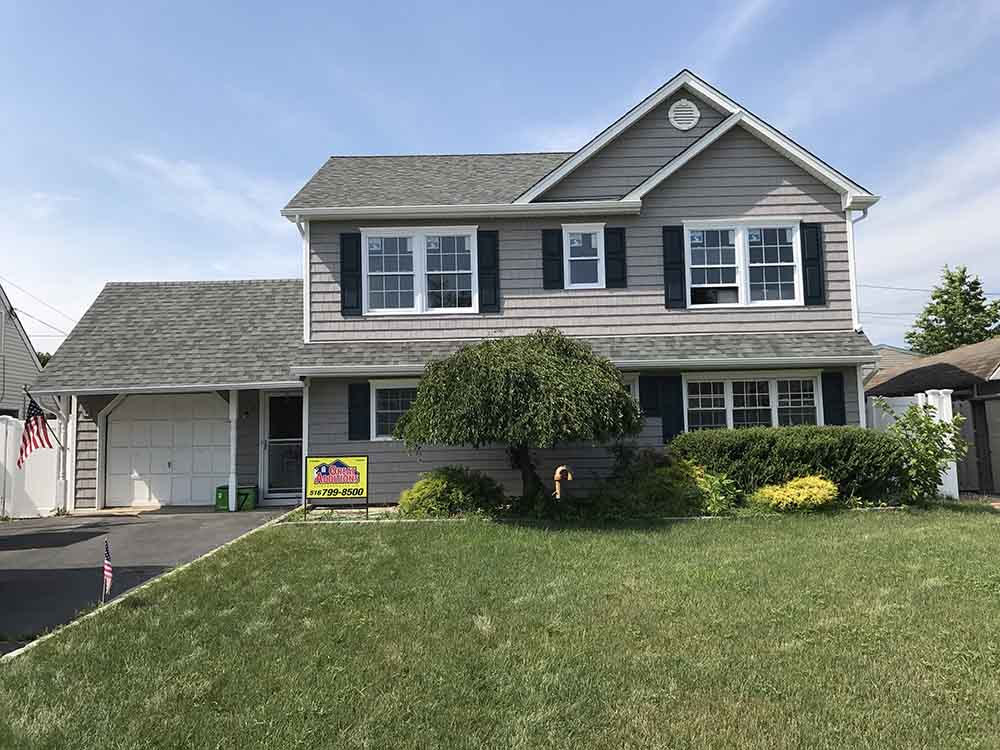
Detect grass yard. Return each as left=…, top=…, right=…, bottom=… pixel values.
left=3, top=510, right=1000, bottom=749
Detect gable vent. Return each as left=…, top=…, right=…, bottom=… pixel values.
left=668, top=99, right=700, bottom=131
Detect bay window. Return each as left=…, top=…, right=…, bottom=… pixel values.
left=361, top=227, right=478, bottom=314
left=684, top=372, right=823, bottom=431
left=684, top=221, right=803, bottom=307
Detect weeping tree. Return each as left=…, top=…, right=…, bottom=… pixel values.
left=394, top=329, right=643, bottom=502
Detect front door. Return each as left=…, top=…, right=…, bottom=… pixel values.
left=262, top=393, right=303, bottom=499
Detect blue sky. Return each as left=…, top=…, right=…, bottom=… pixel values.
left=2, top=0, right=999, bottom=351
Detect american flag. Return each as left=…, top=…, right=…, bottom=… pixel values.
left=103, top=539, right=113, bottom=597
left=16, top=395, right=52, bottom=469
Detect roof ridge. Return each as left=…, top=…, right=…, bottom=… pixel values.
left=324, top=151, right=574, bottom=159
left=105, top=278, right=301, bottom=287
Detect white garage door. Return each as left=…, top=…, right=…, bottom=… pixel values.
left=105, top=393, right=230, bottom=507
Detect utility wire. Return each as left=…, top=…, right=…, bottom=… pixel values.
left=860, top=283, right=1000, bottom=297
left=13, top=308, right=69, bottom=336
left=0, top=272, right=78, bottom=322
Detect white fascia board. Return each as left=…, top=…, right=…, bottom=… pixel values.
left=989, top=362, right=1000, bottom=381
left=513, top=71, right=732, bottom=204
left=623, top=112, right=743, bottom=201
left=280, top=199, right=641, bottom=222
left=0, top=283, right=44, bottom=373
left=32, top=380, right=304, bottom=397
left=291, top=354, right=876, bottom=379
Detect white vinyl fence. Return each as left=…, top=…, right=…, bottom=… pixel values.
left=0, top=415, right=59, bottom=518
left=865, top=389, right=959, bottom=499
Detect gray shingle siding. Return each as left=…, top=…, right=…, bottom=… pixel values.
left=538, top=90, right=726, bottom=201
left=309, top=125, right=852, bottom=342
left=73, top=395, right=115, bottom=509
left=0, top=312, right=41, bottom=415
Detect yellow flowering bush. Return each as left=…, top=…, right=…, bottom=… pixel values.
left=750, top=475, right=838, bottom=511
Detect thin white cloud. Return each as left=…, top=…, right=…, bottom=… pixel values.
left=855, top=118, right=1000, bottom=344
left=778, top=0, right=1000, bottom=130
left=692, top=0, right=777, bottom=79
left=99, top=152, right=293, bottom=238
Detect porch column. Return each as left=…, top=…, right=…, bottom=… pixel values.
left=228, top=389, right=238, bottom=512
left=301, top=377, right=310, bottom=512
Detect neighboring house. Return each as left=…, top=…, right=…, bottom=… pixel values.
left=867, top=337, right=1000, bottom=495
left=32, top=70, right=879, bottom=510
left=0, top=283, right=44, bottom=418
left=862, top=343, right=921, bottom=384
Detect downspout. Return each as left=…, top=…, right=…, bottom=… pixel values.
left=846, top=207, right=870, bottom=333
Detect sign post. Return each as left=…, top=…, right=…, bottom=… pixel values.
left=304, top=456, right=369, bottom=515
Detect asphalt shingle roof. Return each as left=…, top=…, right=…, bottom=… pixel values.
left=283, top=153, right=572, bottom=210
left=33, top=279, right=875, bottom=393
left=866, top=337, right=1000, bottom=396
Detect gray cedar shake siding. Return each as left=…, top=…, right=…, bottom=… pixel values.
left=538, top=91, right=727, bottom=201
left=308, top=125, right=852, bottom=341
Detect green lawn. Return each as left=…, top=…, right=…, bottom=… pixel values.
left=3, top=510, right=1000, bottom=749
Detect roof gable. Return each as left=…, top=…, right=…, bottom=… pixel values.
left=516, top=70, right=878, bottom=211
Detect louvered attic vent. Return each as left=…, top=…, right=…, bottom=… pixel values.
left=668, top=99, right=700, bottom=131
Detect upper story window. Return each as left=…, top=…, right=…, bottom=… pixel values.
left=685, top=221, right=803, bottom=308
left=562, top=223, right=605, bottom=289
left=361, top=227, right=478, bottom=315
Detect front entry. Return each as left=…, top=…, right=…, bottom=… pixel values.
left=261, top=393, right=303, bottom=501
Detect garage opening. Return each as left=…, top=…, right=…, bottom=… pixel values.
left=105, top=393, right=230, bottom=507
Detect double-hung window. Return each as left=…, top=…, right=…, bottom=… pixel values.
left=684, top=372, right=823, bottom=431
left=370, top=379, right=419, bottom=440
left=562, top=223, right=605, bottom=289
left=362, top=227, right=478, bottom=314
left=684, top=221, right=803, bottom=307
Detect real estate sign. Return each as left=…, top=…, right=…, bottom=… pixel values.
left=305, top=456, right=368, bottom=500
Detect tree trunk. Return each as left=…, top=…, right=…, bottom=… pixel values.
left=509, top=445, right=542, bottom=502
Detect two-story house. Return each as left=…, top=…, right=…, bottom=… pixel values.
left=32, top=70, right=878, bottom=511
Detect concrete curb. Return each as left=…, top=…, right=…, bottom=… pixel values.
left=1, top=508, right=296, bottom=664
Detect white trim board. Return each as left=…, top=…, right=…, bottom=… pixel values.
left=33, top=381, right=304, bottom=397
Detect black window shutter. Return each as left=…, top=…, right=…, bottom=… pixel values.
left=477, top=230, right=500, bottom=313
left=660, top=375, right=685, bottom=442
left=821, top=372, right=847, bottom=426
left=639, top=375, right=684, bottom=443
left=801, top=223, right=825, bottom=306
left=604, top=227, right=627, bottom=288
left=340, top=232, right=363, bottom=316
left=638, top=375, right=660, bottom=414
left=662, top=226, right=686, bottom=309
left=347, top=382, right=370, bottom=440
left=542, top=229, right=564, bottom=289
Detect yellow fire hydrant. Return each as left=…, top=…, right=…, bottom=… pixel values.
left=553, top=465, right=573, bottom=500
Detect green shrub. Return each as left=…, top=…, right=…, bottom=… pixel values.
left=750, top=475, right=839, bottom=511
left=670, top=426, right=905, bottom=501
left=397, top=466, right=506, bottom=518
left=692, top=465, right=740, bottom=516
left=875, top=399, right=967, bottom=503
left=561, top=448, right=738, bottom=520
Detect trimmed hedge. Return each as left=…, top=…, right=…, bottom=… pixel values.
left=670, top=426, right=905, bottom=501
left=398, top=466, right=506, bottom=518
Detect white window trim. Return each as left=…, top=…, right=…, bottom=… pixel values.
left=622, top=372, right=639, bottom=402
left=369, top=378, right=420, bottom=441
left=683, top=218, right=804, bottom=309
left=681, top=370, right=825, bottom=432
left=561, top=222, right=606, bottom=290
left=360, top=226, right=479, bottom=316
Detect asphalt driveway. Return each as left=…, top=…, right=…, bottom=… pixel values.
left=0, top=509, right=286, bottom=654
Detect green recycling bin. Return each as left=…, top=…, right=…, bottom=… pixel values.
left=215, top=485, right=258, bottom=511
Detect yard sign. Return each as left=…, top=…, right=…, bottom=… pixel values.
left=305, top=456, right=368, bottom=501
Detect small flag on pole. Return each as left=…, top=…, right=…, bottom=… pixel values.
left=103, top=539, right=113, bottom=599
left=16, top=395, right=53, bottom=469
